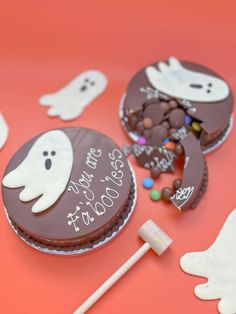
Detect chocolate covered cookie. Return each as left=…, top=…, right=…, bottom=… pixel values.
left=2, top=128, right=136, bottom=253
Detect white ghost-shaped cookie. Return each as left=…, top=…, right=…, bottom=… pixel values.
left=180, top=209, right=236, bottom=314
left=145, top=57, right=229, bottom=102
left=3, top=130, right=73, bottom=213
left=39, top=70, right=108, bottom=121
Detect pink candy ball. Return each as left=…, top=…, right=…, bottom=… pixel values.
left=137, top=136, right=147, bottom=145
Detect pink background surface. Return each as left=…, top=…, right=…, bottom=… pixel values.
left=0, top=1, right=235, bottom=313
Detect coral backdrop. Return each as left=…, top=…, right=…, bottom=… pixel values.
left=0, top=1, right=235, bottom=313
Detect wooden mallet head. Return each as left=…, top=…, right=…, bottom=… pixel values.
left=138, top=219, right=173, bottom=255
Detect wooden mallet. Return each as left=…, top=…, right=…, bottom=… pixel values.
left=73, top=219, right=173, bottom=314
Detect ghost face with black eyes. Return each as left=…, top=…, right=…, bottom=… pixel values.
left=146, top=57, right=229, bottom=102
left=39, top=70, right=108, bottom=121
left=2, top=130, right=73, bottom=213
left=189, top=82, right=212, bottom=94
left=80, top=77, right=95, bottom=93
left=43, top=149, right=56, bottom=170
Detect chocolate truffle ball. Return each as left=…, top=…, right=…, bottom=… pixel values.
left=169, top=109, right=186, bottom=129
left=151, top=167, right=161, bottom=179
left=143, top=104, right=165, bottom=125
left=148, top=125, right=168, bottom=146
left=159, top=101, right=170, bottom=113
left=151, top=125, right=168, bottom=138
left=173, top=178, right=182, bottom=190
left=168, top=100, right=178, bottom=109
left=161, top=121, right=170, bottom=129
left=161, top=187, right=174, bottom=201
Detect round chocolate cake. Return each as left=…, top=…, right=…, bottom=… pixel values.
left=119, top=57, right=233, bottom=211
left=121, top=57, right=233, bottom=152
left=2, top=127, right=136, bottom=253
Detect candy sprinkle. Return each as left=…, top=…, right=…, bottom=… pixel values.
left=150, top=189, right=161, bottom=201
left=143, top=178, right=154, bottom=189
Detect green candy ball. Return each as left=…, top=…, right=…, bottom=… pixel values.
left=150, top=189, right=161, bottom=201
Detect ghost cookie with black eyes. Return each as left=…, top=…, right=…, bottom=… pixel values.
left=2, top=127, right=136, bottom=254
left=39, top=70, right=108, bottom=121
left=121, top=57, right=233, bottom=152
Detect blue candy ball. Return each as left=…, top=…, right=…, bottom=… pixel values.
left=143, top=177, right=154, bottom=189
left=162, top=137, right=170, bottom=144
left=185, top=115, right=192, bottom=125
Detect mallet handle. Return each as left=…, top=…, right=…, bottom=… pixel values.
left=73, top=242, right=150, bottom=314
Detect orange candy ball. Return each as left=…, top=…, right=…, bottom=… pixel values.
left=143, top=117, right=153, bottom=129
left=165, top=141, right=176, bottom=151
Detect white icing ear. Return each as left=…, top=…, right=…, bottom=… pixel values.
left=145, top=57, right=230, bottom=102
left=0, top=112, right=9, bottom=149
left=3, top=130, right=73, bottom=213
left=39, top=70, right=108, bottom=121
left=180, top=209, right=236, bottom=314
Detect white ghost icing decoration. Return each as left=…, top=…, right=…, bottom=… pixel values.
left=0, top=112, right=9, bottom=149
left=145, top=57, right=229, bottom=102
left=180, top=209, right=236, bottom=314
left=2, top=130, right=73, bottom=213
left=39, top=70, right=108, bottom=121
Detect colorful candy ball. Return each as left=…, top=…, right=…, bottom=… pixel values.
left=150, top=189, right=161, bottom=201
left=165, top=141, right=176, bottom=151
left=137, top=136, right=147, bottom=145
left=185, top=115, right=192, bottom=125
left=143, top=117, right=153, bottom=129
left=192, top=121, right=202, bottom=132
left=143, top=177, right=154, bottom=189
left=162, top=137, right=170, bottom=145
